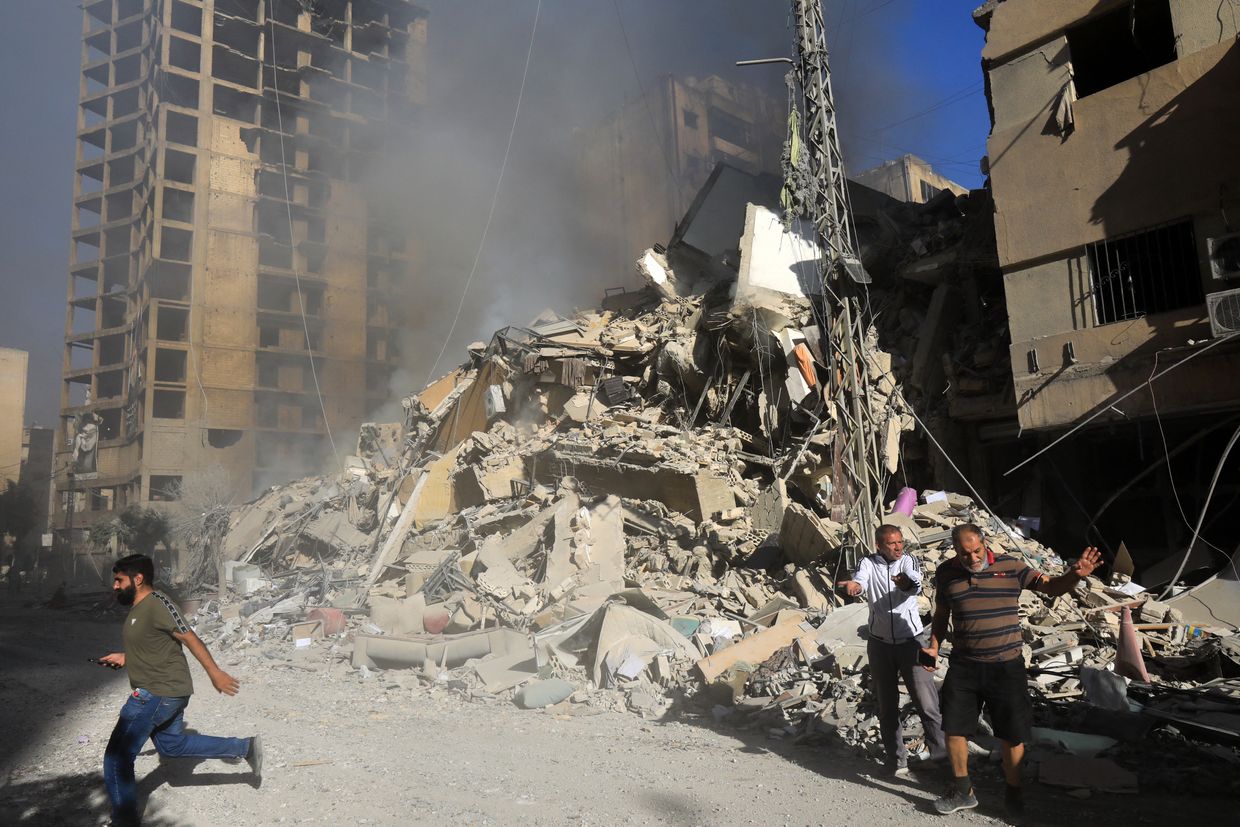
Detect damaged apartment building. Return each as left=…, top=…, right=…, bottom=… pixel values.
left=972, top=0, right=1240, bottom=595
left=56, top=0, right=427, bottom=556
left=576, top=75, right=787, bottom=279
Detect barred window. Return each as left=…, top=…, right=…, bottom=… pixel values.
left=1086, top=220, right=1203, bottom=325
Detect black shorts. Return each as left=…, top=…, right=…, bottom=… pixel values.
left=940, top=657, right=1033, bottom=745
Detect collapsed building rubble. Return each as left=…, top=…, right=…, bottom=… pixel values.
left=148, top=170, right=1240, bottom=796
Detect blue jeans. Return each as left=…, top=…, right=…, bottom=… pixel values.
left=104, top=688, right=250, bottom=826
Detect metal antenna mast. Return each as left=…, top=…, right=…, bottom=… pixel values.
left=789, top=0, right=887, bottom=550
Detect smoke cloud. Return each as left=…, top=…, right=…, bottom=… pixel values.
left=364, top=0, right=933, bottom=410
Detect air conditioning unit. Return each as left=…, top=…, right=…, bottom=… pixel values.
left=1206, top=287, right=1240, bottom=338
left=1207, top=232, right=1240, bottom=280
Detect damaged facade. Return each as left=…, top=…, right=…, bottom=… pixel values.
left=853, top=154, right=969, bottom=205
left=39, top=0, right=1240, bottom=802
left=974, top=0, right=1240, bottom=580
left=136, top=149, right=1240, bottom=795
left=57, top=0, right=427, bottom=554
left=576, top=74, right=786, bottom=278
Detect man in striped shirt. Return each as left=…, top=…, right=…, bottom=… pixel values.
left=922, top=524, right=1100, bottom=817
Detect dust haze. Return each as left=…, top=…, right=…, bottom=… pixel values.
left=364, top=0, right=931, bottom=412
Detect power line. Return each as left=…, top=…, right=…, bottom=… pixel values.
left=1157, top=423, right=1240, bottom=599
left=847, top=0, right=905, bottom=23
left=1005, top=332, right=1240, bottom=477
left=868, top=81, right=985, bottom=132
left=422, top=0, right=543, bottom=389
left=267, top=4, right=338, bottom=465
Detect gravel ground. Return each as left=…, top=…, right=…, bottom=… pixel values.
left=0, top=594, right=1231, bottom=826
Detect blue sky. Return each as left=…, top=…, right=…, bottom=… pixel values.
left=0, top=0, right=992, bottom=425
left=834, top=0, right=991, bottom=186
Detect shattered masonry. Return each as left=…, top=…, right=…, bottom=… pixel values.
left=181, top=162, right=1240, bottom=797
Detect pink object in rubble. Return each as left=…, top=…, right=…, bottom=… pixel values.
left=1114, top=606, right=1150, bottom=682
left=892, top=487, right=918, bottom=517
left=422, top=605, right=451, bottom=635
left=306, top=607, right=347, bottom=636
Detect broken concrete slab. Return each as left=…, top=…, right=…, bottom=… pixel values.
left=697, top=618, right=816, bottom=683
left=473, top=650, right=540, bottom=693
left=534, top=453, right=734, bottom=522
left=304, top=510, right=372, bottom=552
left=734, top=203, right=823, bottom=313
left=813, top=603, right=870, bottom=648
left=779, top=503, right=841, bottom=565
left=352, top=627, right=531, bottom=671
left=469, top=454, right=528, bottom=502
left=637, top=249, right=679, bottom=299
left=1167, top=548, right=1240, bottom=631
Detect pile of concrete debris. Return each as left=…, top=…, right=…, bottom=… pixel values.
left=190, top=290, right=1238, bottom=795
left=182, top=173, right=1238, bottom=793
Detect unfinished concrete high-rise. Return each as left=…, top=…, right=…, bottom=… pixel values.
left=56, top=0, right=427, bottom=552
left=0, top=348, right=29, bottom=488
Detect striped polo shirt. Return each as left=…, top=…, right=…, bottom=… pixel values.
left=934, top=554, right=1043, bottom=663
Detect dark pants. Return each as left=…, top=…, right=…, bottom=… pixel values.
left=104, top=688, right=250, bottom=826
left=867, top=637, right=947, bottom=764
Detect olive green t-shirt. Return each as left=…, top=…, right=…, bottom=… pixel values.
left=123, top=591, right=194, bottom=697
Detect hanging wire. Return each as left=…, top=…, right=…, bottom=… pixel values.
left=421, top=0, right=543, bottom=389
left=266, top=4, right=339, bottom=465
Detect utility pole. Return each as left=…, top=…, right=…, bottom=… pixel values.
left=791, top=0, right=887, bottom=551
left=741, top=1, right=889, bottom=551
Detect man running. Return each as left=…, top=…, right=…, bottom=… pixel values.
left=100, top=554, right=262, bottom=826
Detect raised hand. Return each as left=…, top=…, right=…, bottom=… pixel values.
left=1071, top=546, right=1102, bottom=579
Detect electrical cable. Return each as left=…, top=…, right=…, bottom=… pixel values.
left=267, top=4, right=338, bottom=465
left=1147, top=351, right=1235, bottom=558
left=902, top=395, right=1017, bottom=540
left=868, top=82, right=984, bottom=132
left=844, top=0, right=906, bottom=24
left=1157, top=423, right=1240, bottom=599
left=1004, top=331, right=1240, bottom=477
left=422, top=0, right=542, bottom=389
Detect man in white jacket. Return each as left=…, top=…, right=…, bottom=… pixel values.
left=838, top=524, right=946, bottom=773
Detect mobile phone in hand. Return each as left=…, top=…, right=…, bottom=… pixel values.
left=89, top=657, right=121, bottom=670
left=917, top=649, right=936, bottom=668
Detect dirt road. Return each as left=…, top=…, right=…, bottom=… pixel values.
left=0, top=595, right=1229, bottom=826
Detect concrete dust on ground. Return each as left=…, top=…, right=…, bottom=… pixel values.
left=0, top=595, right=1230, bottom=827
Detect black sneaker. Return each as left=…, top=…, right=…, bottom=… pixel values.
left=934, top=787, right=978, bottom=815
left=246, top=734, right=263, bottom=781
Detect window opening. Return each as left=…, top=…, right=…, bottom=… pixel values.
left=1087, top=220, right=1204, bottom=325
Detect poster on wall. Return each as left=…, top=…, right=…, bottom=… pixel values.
left=71, top=412, right=101, bottom=478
